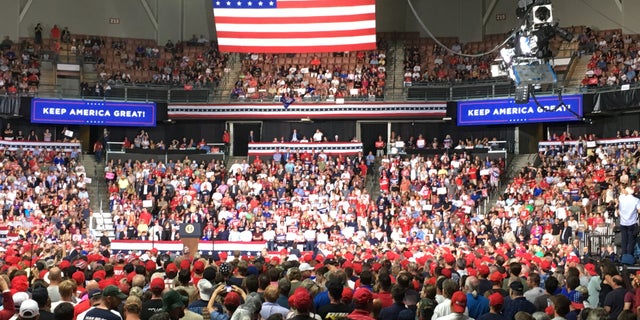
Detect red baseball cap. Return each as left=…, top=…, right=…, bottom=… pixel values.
left=93, top=270, right=107, bottom=281
left=59, top=260, right=71, bottom=269
left=223, top=292, right=241, bottom=307
left=489, top=271, right=504, bottom=282
left=145, top=261, right=157, bottom=273
left=165, top=263, right=178, bottom=274
left=444, top=254, right=456, bottom=265
left=150, top=277, right=165, bottom=291
left=478, top=264, right=490, bottom=277
left=489, top=292, right=504, bottom=306
left=451, top=291, right=467, bottom=313
left=193, top=260, right=205, bottom=274
left=72, top=271, right=85, bottom=286
left=352, top=287, right=372, bottom=306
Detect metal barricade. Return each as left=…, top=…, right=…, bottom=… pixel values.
left=583, top=230, right=616, bottom=257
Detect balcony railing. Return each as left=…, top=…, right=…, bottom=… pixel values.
left=81, top=86, right=211, bottom=103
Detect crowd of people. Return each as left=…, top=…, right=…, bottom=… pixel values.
left=114, top=130, right=220, bottom=155
left=230, top=39, right=388, bottom=102
left=580, top=29, right=640, bottom=88
left=81, top=38, right=228, bottom=95
left=402, top=44, right=493, bottom=85
left=0, top=36, right=42, bottom=95
left=0, top=116, right=639, bottom=320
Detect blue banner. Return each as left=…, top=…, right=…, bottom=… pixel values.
left=31, top=99, right=156, bottom=127
left=457, top=94, right=583, bottom=126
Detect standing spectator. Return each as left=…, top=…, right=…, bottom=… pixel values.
left=375, top=135, right=385, bottom=157
left=34, top=23, right=43, bottom=44
left=317, top=279, right=353, bottom=319
left=618, top=187, right=640, bottom=258
left=61, top=27, right=71, bottom=43
left=124, top=296, right=142, bottom=320
left=312, top=129, right=324, bottom=142
left=75, top=285, right=101, bottom=320
left=260, top=285, right=289, bottom=319
left=524, top=273, right=545, bottom=305
left=222, top=129, right=230, bottom=153
left=477, top=293, right=505, bottom=320
left=248, top=130, right=255, bottom=143
left=27, top=129, right=38, bottom=141
left=435, top=291, right=473, bottom=320
left=432, top=279, right=459, bottom=319
left=141, top=278, right=164, bottom=320
left=82, top=286, right=127, bottom=320
left=3, top=123, right=14, bottom=140
left=464, top=277, right=489, bottom=319
left=50, top=280, right=77, bottom=311
left=549, top=295, right=571, bottom=320
left=348, top=288, right=375, bottom=320
left=19, top=300, right=39, bottom=320
left=51, top=25, right=61, bottom=40
left=603, top=275, right=626, bottom=320
left=94, top=139, right=104, bottom=163
left=43, top=128, right=52, bottom=142
left=53, top=303, right=74, bottom=320
left=47, top=268, right=63, bottom=303
left=583, top=264, right=601, bottom=309
left=32, top=287, right=54, bottom=320
left=503, top=282, right=536, bottom=320
left=0, top=276, right=15, bottom=320
left=379, top=285, right=407, bottom=320
left=188, top=279, right=213, bottom=315
left=160, top=290, right=188, bottom=320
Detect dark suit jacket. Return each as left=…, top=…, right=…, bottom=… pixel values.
left=561, top=226, right=573, bottom=244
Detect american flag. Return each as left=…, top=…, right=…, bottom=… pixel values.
left=213, top=0, right=377, bottom=53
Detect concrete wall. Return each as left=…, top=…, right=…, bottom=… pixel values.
left=401, top=0, right=484, bottom=43
left=1, top=0, right=637, bottom=46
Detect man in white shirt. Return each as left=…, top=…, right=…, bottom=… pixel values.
left=433, top=280, right=469, bottom=320
left=304, top=229, right=316, bottom=251
left=263, top=226, right=276, bottom=251
left=524, top=273, right=545, bottom=304
left=312, top=129, right=324, bottom=142
left=435, top=291, right=473, bottom=320
left=618, top=186, right=640, bottom=256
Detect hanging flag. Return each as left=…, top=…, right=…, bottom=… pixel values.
left=213, top=0, right=377, bottom=53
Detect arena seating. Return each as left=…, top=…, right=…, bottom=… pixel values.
left=403, top=27, right=582, bottom=85
left=48, top=34, right=227, bottom=88
left=579, top=27, right=640, bottom=88
left=229, top=37, right=389, bottom=102
left=0, top=37, right=42, bottom=95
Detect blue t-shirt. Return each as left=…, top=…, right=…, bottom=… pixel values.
left=83, top=307, right=123, bottom=320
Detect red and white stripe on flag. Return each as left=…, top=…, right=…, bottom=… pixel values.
left=213, top=0, right=377, bottom=53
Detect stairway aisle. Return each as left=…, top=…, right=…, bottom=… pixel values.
left=213, top=53, right=242, bottom=102
left=84, top=153, right=115, bottom=239
left=38, top=61, right=58, bottom=97
left=387, top=39, right=406, bottom=101
left=564, top=55, right=592, bottom=88
left=484, top=153, right=538, bottom=211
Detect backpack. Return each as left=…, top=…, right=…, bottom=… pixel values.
left=417, top=297, right=436, bottom=320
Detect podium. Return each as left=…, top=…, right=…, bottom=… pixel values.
left=179, top=223, right=202, bottom=257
